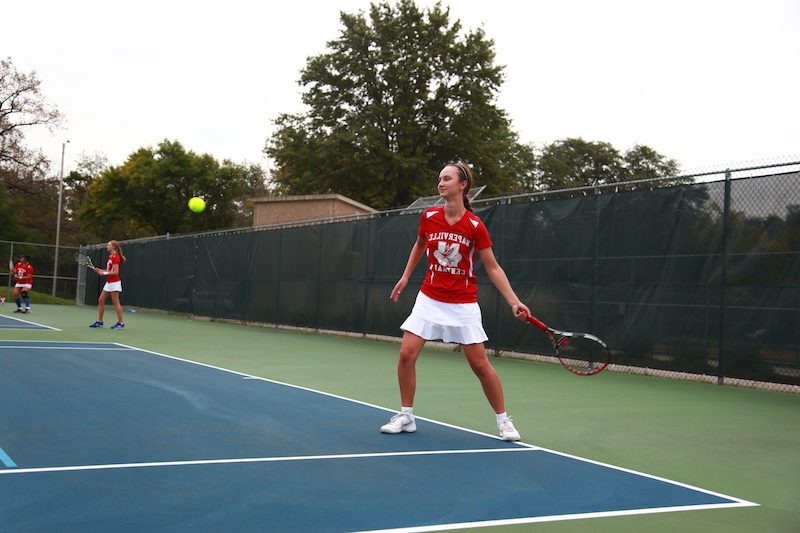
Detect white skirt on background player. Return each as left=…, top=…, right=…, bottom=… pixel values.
left=401, top=292, right=488, bottom=345
left=103, top=281, right=123, bottom=292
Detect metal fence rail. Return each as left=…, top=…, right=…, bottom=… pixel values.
left=1, top=240, right=80, bottom=301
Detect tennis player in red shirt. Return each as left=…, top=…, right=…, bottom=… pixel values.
left=12, top=255, right=34, bottom=313
left=89, top=240, right=126, bottom=329
left=380, top=162, right=530, bottom=441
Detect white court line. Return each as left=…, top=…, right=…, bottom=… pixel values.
left=0, top=315, right=61, bottom=331
left=111, top=342, right=534, bottom=447
left=526, top=444, right=758, bottom=507
left=109, top=342, right=757, bottom=509
left=0, top=340, right=112, bottom=344
left=0, top=447, right=536, bottom=476
left=2, top=340, right=757, bottom=524
left=354, top=501, right=759, bottom=533
left=0, top=346, right=133, bottom=350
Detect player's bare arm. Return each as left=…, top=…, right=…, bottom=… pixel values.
left=391, top=235, right=427, bottom=302
left=478, top=247, right=529, bottom=321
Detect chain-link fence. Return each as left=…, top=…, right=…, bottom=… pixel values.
left=1, top=240, right=81, bottom=302
left=81, top=162, right=800, bottom=393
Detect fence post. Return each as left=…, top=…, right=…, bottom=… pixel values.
left=362, top=218, right=373, bottom=337
left=162, top=235, right=170, bottom=311
left=315, top=224, right=325, bottom=331
left=75, top=245, right=85, bottom=305
left=190, top=235, right=198, bottom=316
left=274, top=229, right=283, bottom=326
left=718, top=170, right=732, bottom=385
left=493, top=204, right=505, bottom=353
left=7, top=242, right=14, bottom=293
left=590, top=188, right=601, bottom=335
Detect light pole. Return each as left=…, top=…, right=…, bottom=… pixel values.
left=52, top=140, right=69, bottom=296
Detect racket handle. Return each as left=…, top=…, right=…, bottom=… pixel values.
left=526, top=314, right=549, bottom=331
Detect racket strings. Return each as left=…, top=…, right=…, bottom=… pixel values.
left=556, top=335, right=609, bottom=373
left=74, top=252, right=94, bottom=268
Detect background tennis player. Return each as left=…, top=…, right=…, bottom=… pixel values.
left=89, top=240, right=127, bottom=329
left=11, top=254, right=34, bottom=314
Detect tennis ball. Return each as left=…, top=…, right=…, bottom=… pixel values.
left=188, top=197, right=206, bottom=213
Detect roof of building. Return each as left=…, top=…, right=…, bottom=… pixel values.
left=250, top=193, right=377, bottom=213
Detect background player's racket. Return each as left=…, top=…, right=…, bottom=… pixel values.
left=74, top=251, right=96, bottom=270
left=525, top=313, right=611, bottom=376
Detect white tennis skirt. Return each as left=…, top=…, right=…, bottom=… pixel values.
left=401, top=292, right=488, bottom=345
left=103, top=281, right=123, bottom=293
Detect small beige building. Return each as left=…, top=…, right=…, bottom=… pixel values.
left=251, top=193, right=377, bottom=227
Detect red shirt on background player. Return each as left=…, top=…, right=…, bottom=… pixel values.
left=12, top=254, right=34, bottom=313
left=380, top=162, right=531, bottom=442
left=104, top=253, right=122, bottom=283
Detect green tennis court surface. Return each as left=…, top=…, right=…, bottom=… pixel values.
left=1, top=305, right=798, bottom=532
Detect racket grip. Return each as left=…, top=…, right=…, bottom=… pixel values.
left=526, top=314, right=549, bottom=331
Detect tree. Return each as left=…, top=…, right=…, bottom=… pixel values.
left=0, top=57, right=63, bottom=243
left=0, top=57, right=63, bottom=170
left=0, top=180, right=26, bottom=241
left=78, top=140, right=264, bottom=241
left=266, top=0, right=536, bottom=209
left=64, top=152, right=108, bottom=214
left=534, top=138, right=681, bottom=191
left=623, top=144, right=681, bottom=183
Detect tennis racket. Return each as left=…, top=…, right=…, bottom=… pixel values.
left=74, top=251, right=96, bottom=270
left=8, top=259, right=13, bottom=272
left=525, top=313, right=611, bottom=376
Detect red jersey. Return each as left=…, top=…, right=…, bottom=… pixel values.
left=14, top=262, right=34, bottom=285
left=417, top=207, right=493, bottom=304
left=105, top=253, right=122, bottom=283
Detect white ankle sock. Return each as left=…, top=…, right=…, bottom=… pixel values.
left=496, top=412, right=509, bottom=424
left=401, top=406, right=414, bottom=418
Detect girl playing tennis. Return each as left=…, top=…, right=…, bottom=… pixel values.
left=12, top=255, right=34, bottom=313
left=380, top=162, right=530, bottom=441
left=89, top=240, right=126, bottom=329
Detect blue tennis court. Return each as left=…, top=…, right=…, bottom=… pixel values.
left=0, top=341, right=756, bottom=532
left=0, top=313, right=60, bottom=331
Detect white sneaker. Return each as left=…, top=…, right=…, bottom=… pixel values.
left=499, top=418, right=521, bottom=441
left=380, top=413, right=416, bottom=434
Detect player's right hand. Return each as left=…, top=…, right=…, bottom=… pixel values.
left=390, top=278, right=408, bottom=302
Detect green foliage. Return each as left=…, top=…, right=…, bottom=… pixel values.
left=534, top=138, right=681, bottom=191
left=266, top=0, right=536, bottom=209
left=0, top=56, right=63, bottom=243
left=0, top=57, right=63, bottom=169
left=0, top=181, right=27, bottom=241
left=78, top=140, right=263, bottom=241
left=0, top=165, right=61, bottom=243
left=623, top=144, right=680, bottom=182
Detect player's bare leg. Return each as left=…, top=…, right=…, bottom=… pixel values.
left=97, top=290, right=108, bottom=322
left=380, top=332, right=426, bottom=434
left=110, top=292, right=123, bottom=324
left=462, top=342, right=506, bottom=413
left=398, top=331, right=426, bottom=406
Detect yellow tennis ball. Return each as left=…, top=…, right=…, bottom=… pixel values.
left=188, top=197, right=206, bottom=213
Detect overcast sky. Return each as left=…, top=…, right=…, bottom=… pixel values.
left=3, top=0, right=799, bottom=179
